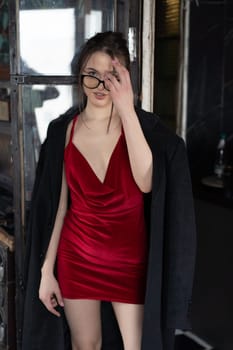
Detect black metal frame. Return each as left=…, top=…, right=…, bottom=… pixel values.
left=8, top=2, right=23, bottom=348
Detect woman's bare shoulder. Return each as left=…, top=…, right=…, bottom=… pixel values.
left=65, top=119, right=73, bottom=147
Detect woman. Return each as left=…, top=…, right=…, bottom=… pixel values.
left=22, top=32, right=196, bottom=350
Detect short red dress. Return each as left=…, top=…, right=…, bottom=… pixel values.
left=57, top=115, right=148, bottom=304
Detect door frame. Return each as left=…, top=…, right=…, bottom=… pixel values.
left=8, top=1, right=142, bottom=349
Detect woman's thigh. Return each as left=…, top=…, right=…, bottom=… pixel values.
left=64, top=299, right=102, bottom=350
left=112, top=302, right=144, bottom=350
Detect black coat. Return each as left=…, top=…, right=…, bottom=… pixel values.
left=22, top=107, right=196, bottom=350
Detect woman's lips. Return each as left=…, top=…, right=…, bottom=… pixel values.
left=94, top=92, right=108, bottom=99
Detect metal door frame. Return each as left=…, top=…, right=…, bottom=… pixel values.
left=8, top=1, right=142, bottom=348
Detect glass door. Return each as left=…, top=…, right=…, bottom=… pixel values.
left=0, top=1, right=15, bottom=349
left=9, top=0, right=142, bottom=348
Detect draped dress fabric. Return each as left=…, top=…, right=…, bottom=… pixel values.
left=57, top=115, right=148, bottom=304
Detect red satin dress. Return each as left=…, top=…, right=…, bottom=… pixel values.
left=57, top=115, right=148, bottom=304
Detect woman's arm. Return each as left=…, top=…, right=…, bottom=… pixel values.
left=118, top=109, right=153, bottom=193
left=39, top=165, right=68, bottom=316
left=39, top=121, right=72, bottom=316
left=105, top=59, right=153, bottom=193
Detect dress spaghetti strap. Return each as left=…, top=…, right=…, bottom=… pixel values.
left=67, top=115, right=78, bottom=147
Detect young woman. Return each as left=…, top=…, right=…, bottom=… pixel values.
left=22, top=32, right=196, bottom=350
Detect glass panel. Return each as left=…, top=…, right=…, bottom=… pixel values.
left=0, top=87, right=10, bottom=122
left=19, top=0, right=115, bottom=75
left=0, top=84, right=13, bottom=233
left=154, top=0, right=180, bottom=131
left=0, top=1, right=10, bottom=80
left=22, top=84, right=77, bottom=202
left=0, top=130, right=13, bottom=233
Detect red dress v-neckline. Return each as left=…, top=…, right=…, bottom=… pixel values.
left=70, top=133, right=122, bottom=185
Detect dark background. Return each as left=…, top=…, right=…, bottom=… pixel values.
left=187, top=1, right=233, bottom=349
left=187, top=0, right=233, bottom=188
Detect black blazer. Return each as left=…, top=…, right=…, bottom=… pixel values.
left=22, top=107, right=196, bottom=350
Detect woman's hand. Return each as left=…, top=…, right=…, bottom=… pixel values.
left=104, top=59, right=135, bottom=118
left=105, top=59, right=153, bottom=193
left=39, top=271, right=64, bottom=317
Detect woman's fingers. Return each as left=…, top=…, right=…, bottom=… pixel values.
left=51, top=295, right=58, bottom=307
left=47, top=296, right=60, bottom=316
left=43, top=294, right=63, bottom=317
left=39, top=275, right=64, bottom=317
left=112, top=59, right=130, bottom=84
left=104, top=58, right=134, bottom=117
left=54, top=288, right=64, bottom=307
left=104, top=72, right=119, bottom=91
left=104, top=68, right=130, bottom=93
left=104, top=59, right=128, bottom=90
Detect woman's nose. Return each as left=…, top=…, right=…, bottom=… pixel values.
left=97, top=81, right=105, bottom=90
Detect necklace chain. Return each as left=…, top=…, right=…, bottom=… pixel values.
left=80, top=113, right=91, bottom=130
left=80, top=104, right=119, bottom=133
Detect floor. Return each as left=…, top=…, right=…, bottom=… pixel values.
left=185, top=199, right=233, bottom=350
left=175, top=331, right=215, bottom=350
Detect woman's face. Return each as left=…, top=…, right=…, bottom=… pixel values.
left=81, top=51, right=119, bottom=109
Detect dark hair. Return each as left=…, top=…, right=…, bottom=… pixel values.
left=71, top=31, right=130, bottom=108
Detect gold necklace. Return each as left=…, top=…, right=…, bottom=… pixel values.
left=81, top=103, right=118, bottom=134
left=80, top=113, right=91, bottom=130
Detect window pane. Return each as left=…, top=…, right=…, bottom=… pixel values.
left=19, top=1, right=115, bottom=75
left=0, top=131, right=13, bottom=233
left=22, top=84, right=77, bottom=201
left=0, top=1, right=10, bottom=80
left=0, top=87, right=13, bottom=233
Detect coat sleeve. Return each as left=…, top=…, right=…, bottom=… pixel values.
left=23, top=120, right=55, bottom=283
left=163, top=137, right=196, bottom=330
left=23, top=138, right=48, bottom=283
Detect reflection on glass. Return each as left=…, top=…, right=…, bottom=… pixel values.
left=22, top=84, right=77, bottom=201
left=0, top=88, right=10, bottom=121
left=19, top=1, right=115, bottom=75
left=0, top=131, right=13, bottom=233
left=0, top=133, right=12, bottom=183
left=0, top=1, right=10, bottom=80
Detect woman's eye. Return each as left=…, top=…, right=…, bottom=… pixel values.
left=87, top=71, right=97, bottom=77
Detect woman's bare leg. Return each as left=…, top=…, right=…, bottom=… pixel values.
left=112, top=302, right=144, bottom=350
left=64, top=299, right=102, bottom=350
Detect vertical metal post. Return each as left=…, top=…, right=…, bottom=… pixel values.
left=176, top=0, right=190, bottom=141
left=8, top=0, right=24, bottom=349
left=141, top=0, right=156, bottom=112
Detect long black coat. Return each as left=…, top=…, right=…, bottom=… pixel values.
left=22, top=107, right=196, bottom=350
